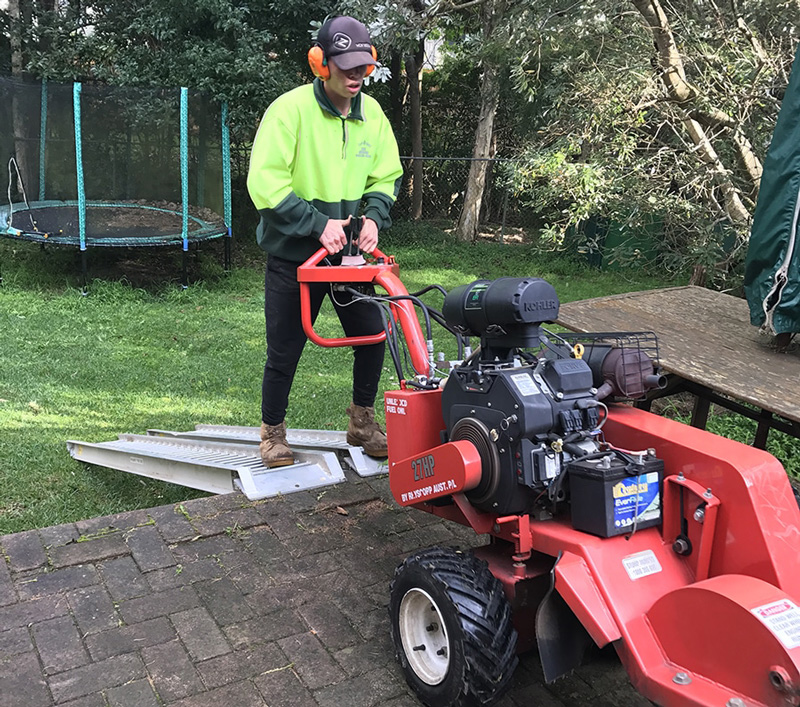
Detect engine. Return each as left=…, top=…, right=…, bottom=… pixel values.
left=440, top=278, right=665, bottom=518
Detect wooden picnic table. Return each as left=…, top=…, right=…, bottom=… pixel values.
left=556, top=285, right=800, bottom=448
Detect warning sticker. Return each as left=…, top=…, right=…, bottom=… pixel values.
left=622, top=550, right=662, bottom=580
left=510, top=372, right=540, bottom=397
left=752, top=599, right=800, bottom=650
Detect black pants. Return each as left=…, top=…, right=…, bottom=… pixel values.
left=261, top=255, right=386, bottom=426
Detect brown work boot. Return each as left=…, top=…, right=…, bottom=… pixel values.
left=259, top=422, right=294, bottom=467
left=346, top=403, right=388, bottom=458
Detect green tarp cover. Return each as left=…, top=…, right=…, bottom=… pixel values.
left=745, top=43, right=800, bottom=335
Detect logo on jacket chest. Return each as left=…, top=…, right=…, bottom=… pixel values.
left=356, top=140, right=372, bottom=159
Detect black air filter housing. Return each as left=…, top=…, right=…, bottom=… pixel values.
left=443, top=278, right=560, bottom=350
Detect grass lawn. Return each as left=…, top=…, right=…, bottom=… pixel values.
left=0, top=226, right=796, bottom=534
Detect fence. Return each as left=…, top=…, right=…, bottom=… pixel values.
left=393, top=157, right=537, bottom=241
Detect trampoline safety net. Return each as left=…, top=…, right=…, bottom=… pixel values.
left=0, top=77, right=232, bottom=249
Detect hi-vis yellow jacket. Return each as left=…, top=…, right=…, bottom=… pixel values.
left=247, top=79, right=402, bottom=262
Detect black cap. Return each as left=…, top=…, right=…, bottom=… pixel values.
left=317, top=16, right=375, bottom=71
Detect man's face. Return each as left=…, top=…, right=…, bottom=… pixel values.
left=326, top=60, right=368, bottom=103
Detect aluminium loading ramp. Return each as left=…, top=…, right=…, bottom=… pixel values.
left=147, top=425, right=387, bottom=478
left=66, top=434, right=345, bottom=501
left=66, top=426, right=387, bottom=502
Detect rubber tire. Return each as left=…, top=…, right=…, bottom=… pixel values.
left=389, top=547, right=518, bottom=707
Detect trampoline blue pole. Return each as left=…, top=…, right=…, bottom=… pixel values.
left=73, top=82, right=86, bottom=252
left=221, top=101, right=232, bottom=238
left=39, top=80, right=47, bottom=202
left=180, top=87, right=189, bottom=253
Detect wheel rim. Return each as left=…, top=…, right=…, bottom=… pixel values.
left=398, top=587, right=451, bottom=685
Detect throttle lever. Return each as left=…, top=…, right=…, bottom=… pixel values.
left=342, top=216, right=366, bottom=265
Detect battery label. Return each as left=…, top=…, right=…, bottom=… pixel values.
left=510, top=372, right=540, bottom=397
left=612, top=472, right=660, bottom=530
left=752, top=599, right=800, bottom=649
left=622, top=550, right=662, bottom=580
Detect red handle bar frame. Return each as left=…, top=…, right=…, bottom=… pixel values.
left=296, top=247, right=431, bottom=377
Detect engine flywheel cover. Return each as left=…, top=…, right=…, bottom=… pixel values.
left=450, top=417, right=501, bottom=506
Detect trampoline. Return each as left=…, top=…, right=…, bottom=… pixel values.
left=1, top=78, right=233, bottom=289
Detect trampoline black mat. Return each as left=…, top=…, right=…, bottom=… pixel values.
left=3, top=201, right=227, bottom=247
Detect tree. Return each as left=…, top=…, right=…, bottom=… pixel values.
left=339, top=0, right=436, bottom=218
left=0, top=8, right=10, bottom=76
left=15, top=0, right=333, bottom=136
left=631, top=0, right=753, bottom=226
left=7, top=0, right=37, bottom=198
left=501, top=0, right=797, bottom=283
left=342, top=0, right=533, bottom=237
left=7, top=0, right=797, bottom=281
left=404, top=41, right=425, bottom=219
left=454, top=0, right=505, bottom=241
left=7, top=0, right=21, bottom=76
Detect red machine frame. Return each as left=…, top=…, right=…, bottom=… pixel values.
left=298, top=248, right=800, bottom=707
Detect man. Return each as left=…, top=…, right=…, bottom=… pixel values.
left=247, top=16, right=403, bottom=467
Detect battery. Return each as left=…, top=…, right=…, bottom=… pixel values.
left=568, top=454, right=663, bottom=538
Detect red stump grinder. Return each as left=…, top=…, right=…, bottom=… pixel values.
left=298, top=246, right=800, bottom=707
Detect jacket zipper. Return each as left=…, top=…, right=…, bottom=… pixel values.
left=763, top=179, right=800, bottom=332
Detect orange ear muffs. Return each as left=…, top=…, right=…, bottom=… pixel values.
left=308, top=45, right=378, bottom=80
left=364, top=46, right=378, bottom=77
left=308, top=45, right=330, bottom=80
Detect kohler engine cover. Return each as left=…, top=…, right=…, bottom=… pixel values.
left=442, top=358, right=596, bottom=515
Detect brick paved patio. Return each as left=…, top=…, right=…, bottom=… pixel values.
left=0, top=472, right=651, bottom=706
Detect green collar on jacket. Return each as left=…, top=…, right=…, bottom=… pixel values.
left=312, top=78, right=365, bottom=121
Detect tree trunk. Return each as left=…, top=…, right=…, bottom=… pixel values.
left=456, top=1, right=503, bottom=242
left=9, top=0, right=24, bottom=76
left=631, top=0, right=753, bottom=225
left=9, top=0, right=37, bottom=199
left=389, top=51, right=403, bottom=130
left=405, top=42, right=424, bottom=221
left=691, top=107, right=763, bottom=199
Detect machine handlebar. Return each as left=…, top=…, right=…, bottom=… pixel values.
left=297, top=247, right=432, bottom=378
